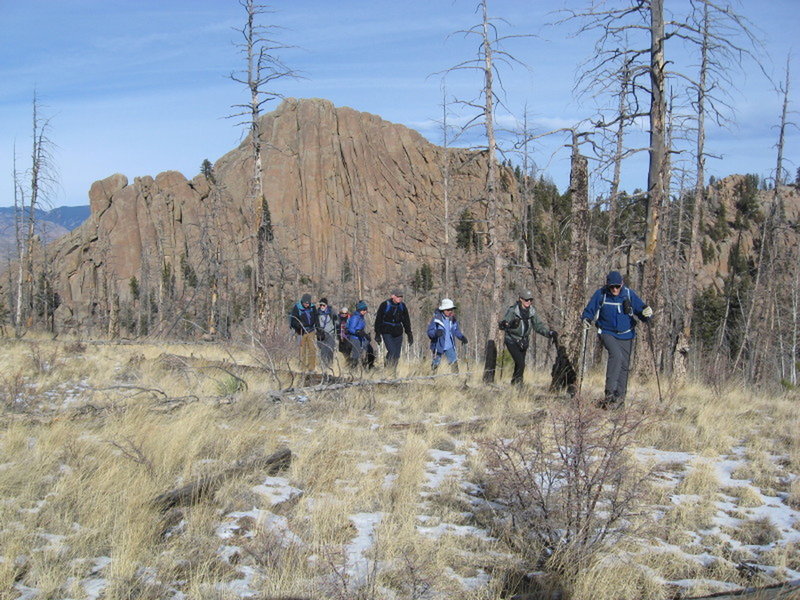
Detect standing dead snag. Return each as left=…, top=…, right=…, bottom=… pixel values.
left=228, top=0, right=297, bottom=335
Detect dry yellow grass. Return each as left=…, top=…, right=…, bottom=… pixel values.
left=1, top=335, right=798, bottom=599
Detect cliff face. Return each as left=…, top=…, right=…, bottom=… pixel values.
left=36, top=98, right=518, bottom=329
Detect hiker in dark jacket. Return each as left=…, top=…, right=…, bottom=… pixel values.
left=426, top=298, right=467, bottom=372
left=347, top=300, right=375, bottom=370
left=581, top=270, right=653, bottom=408
left=499, top=290, right=557, bottom=385
left=290, top=293, right=318, bottom=371
left=315, top=297, right=337, bottom=371
left=374, top=289, right=413, bottom=369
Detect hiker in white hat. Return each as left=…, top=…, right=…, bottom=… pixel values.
left=426, top=298, right=468, bottom=372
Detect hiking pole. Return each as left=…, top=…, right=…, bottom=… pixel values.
left=645, top=322, right=663, bottom=402
left=578, top=324, right=589, bottom=396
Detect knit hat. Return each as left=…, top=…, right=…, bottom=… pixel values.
left=339, top=307, right=349, bottom=315
left=300, top=293, right=312, bottom=304
left=391, top=289, right=405, bottom=297
left=318, top=297, right=328, bottom=305
left=606, top=271, right=624, bottom=286
left=356, top=300, right=368, bottom=311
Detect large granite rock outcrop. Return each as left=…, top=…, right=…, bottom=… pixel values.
left=31, top=98, right=520, bottom=329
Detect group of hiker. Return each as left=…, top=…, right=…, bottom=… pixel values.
left=290, top=270, right=653, bottom=408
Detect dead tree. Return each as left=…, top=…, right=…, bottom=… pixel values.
left=441, top=0, right=530, bottom=341
left=13, top=93, right=57, bottom=336
left=229, top=0, right=297, bottom=335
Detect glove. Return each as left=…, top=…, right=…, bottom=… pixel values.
left=407, top=332, right=414, bottom=346
left=498, top=320, right=508, bottom=331
left=583, top=319, right=592, bottom=330
left=316, top=330, right=325, bottom=341
left=642, top=306, right=653, bottom=318
left=509, top=318, right=520, bottom=329
left=376, top=334, right=383, bottom=345
left=435, top=329, right=444, bottom=338
left=548, top=330, right=558, bottom=339
left=622, top=298, right=633, bottom=316
left=356, top=329, right=366, bottom=340
left=460, top=335, right=468, bottom=345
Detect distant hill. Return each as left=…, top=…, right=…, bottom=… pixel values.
left=0, top=205, right=90, bottom=231
left=0, top=205, right=90, bottom=263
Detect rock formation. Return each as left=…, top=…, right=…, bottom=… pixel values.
left=21, top=98, right=520, bottom=332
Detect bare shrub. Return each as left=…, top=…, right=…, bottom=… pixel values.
left=480, top=397, right=653, bottom=577
left=0, top=370, right=27, bottom=410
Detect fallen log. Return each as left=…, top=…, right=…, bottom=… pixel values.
left=681, top=579, right=800, bottom=599
left=384, top=409, right=548, bottom=435
left=267, top=371, right=472, bottom=401
left=152, top=447, right=292, bottom=511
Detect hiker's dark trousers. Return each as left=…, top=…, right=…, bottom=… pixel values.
left=600, top=333, right=633, bottom=399
left=381, top=333, right=403, bottom=368
left=505, top=338, right=528, bottom=385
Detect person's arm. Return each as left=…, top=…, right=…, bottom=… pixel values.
left=581, top=290, right=601, bottom=323
left=289, top=305, right=302, bottom=334
left=631, top=290, right=652, bottom=321
left=374, top=302, right=385, bottom=334
left=530, top=309, right=551, bottom=337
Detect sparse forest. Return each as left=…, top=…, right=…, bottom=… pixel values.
left=1, top=1, right=799, bottom=599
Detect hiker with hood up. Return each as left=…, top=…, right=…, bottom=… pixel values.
left=290, top=293, right=319, bottom=371
left=347, top=300, right=375, bottom=370
left=581, top=270, right=653, bottom=408
left=426, top=298, right=468, bottom=372
left=374, top=289, right=413, bottom=369
left=499, top=289, right=557, bottom=385
left=315, top=297, right=337, bottom=370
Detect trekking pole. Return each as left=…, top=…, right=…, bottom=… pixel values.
left=645, top=322, right=663, bottom=402
left=578, top=325, right=589, bottom=395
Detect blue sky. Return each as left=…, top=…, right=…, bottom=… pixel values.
left=1, top=0, right=797, bottom=207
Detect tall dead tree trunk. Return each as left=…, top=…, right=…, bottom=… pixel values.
left=229, top=0, right=295, bottom=337
left=559, top=132, right=590, bottom=391
left=478, top=0, right=504, bottom=320
left=673, top=1, right=710, bottom=380
left=642, top=0, right=667, bottom=305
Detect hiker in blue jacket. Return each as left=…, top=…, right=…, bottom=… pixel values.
left=581, top=270, right=654, bottom=408
left=374, top=289, right=413, bottom=370
left=426, top=298, right=468, bottom=372
left=347, top=300, right=375, bottom=370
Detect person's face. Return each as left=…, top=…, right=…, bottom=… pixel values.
left=359, top=308, right=367, bottom=315
left=318, top=302, right=327, bottom=310
left=391, top=294, right=403, bottom=303
left=302, top=301, right=310, bottom=308
left=443, top=308, right=455, bottom=317
left=519, top=297, right=533, bottom=307
left=609, top=284, right=622, bottom=296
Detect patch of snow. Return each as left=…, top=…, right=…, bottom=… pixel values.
left=251, top=475, right=302, bottom=506
left=344, top=512, right=383, bottom=587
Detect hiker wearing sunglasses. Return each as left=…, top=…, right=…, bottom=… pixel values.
left=498, top=290, right=557, bottom=385
left=581, top=270, right=653, bottom=408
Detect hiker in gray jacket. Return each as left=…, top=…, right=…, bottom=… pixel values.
left=499, top=289, right=557, bottom=385
left=315, top=297, right=337, bottom=370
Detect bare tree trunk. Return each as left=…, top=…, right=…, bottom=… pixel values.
left=479, top=0, right=503, bottom=325
left=607, top=61, right=631, bottom=258
left=732, top=59, right=790, bottom=373
left=673, top=5, right=710, bottom=380
left=562, top=133, right=590, bottom=389
left=643, top=0, right=667, bottom=306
